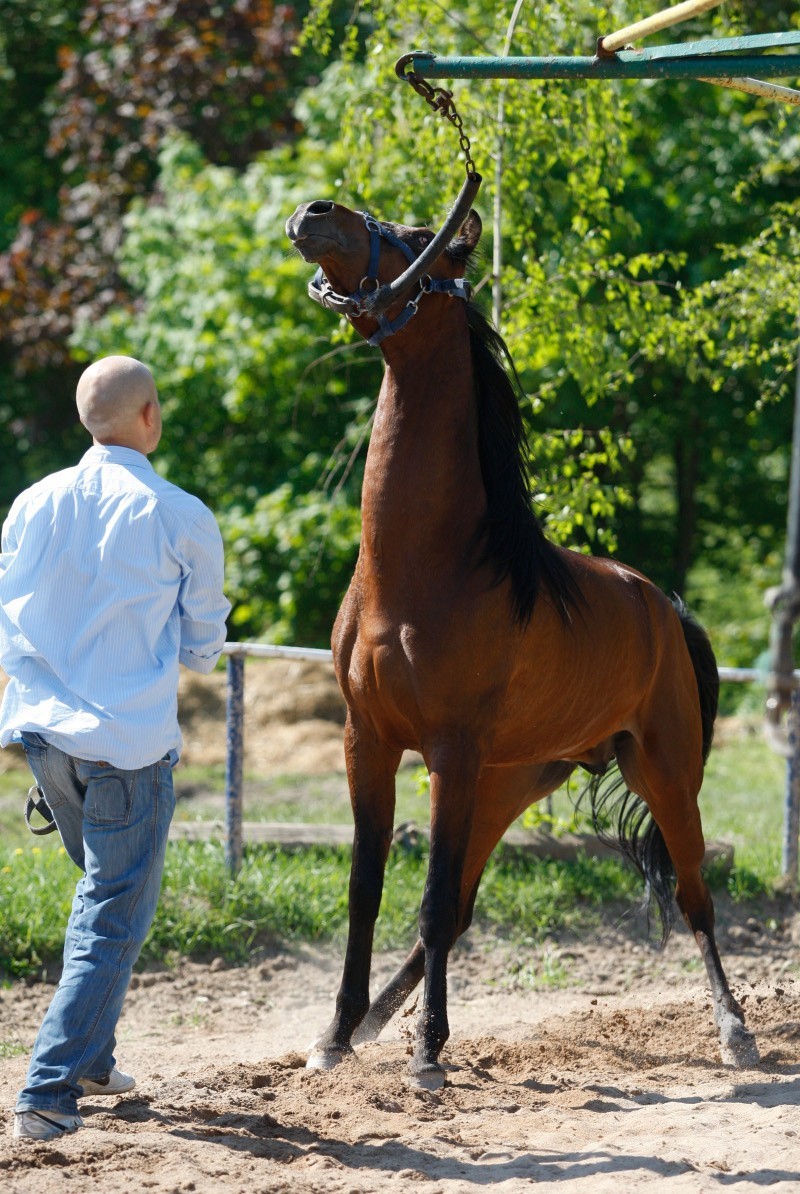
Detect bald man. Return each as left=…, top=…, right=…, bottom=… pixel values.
left=0, top=356, right=230, bottom=1140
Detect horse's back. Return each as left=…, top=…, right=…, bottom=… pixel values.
left=490, top=549, right=704, bottom=766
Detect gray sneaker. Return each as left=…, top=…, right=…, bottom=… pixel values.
left=13, top=1110, right=84, bottom=1141
left=78, top=1067, right=136, bottom=1096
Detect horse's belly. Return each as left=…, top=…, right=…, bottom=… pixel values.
left=486, top=633, right=654, bottom=764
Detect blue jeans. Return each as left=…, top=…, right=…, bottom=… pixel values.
left=16, top=733, right=176, bottom=1115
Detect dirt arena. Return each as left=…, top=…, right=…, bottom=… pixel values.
left=2, top=911, right=799, bottom=1192
left=2, top=662, right=799, bottom=1190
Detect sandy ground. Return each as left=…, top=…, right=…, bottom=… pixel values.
left=2, top=913, right=799, bottom=1193
left=2, top=662, right=800, bottom=1189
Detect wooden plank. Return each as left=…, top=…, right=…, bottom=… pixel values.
left=698, top=75, right=800, bottom=105
left=600, top=0, right=727, bottom=55
left=169, top=820, right=733, bottom=870
left=170, top=821, right=354, bottom=848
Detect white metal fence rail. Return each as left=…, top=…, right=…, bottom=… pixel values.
left=218, top=643, right=800, bottom=883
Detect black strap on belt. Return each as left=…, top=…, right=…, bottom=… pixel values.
left=24, top=784, right=57, bottom=835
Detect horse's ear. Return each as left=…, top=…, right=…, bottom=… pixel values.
left=448, top=210, right=482, bottom=263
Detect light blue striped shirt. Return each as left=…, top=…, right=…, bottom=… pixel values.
left=0, top=445, right=231, bottom=769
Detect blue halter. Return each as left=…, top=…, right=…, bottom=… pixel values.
left=309, top=211, right=472, bottom=347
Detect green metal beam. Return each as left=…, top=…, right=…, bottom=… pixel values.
left=634, top=31, right=800, bottom=59
left=402, top=50, right=800, bottom=82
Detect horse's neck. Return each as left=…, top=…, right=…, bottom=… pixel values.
left=360, top=319, right=486, bottom=567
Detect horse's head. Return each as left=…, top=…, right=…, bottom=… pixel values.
left=285, top=200, right=482, bottom=346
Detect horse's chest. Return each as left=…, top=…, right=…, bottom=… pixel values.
left=334, top=615, right=506, bottom=749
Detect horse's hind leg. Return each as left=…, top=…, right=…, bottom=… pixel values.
left=409, top=740, right=483, bottom=1089
left=352, top=939, right=425, bottom=1045
left=354, top=760, right=575, bottom=1046
left=675, top=867, right=759, bottom=1066
left=306, top=714, right=401, bottom=1070
left=352, top=872, right=480, bottom=1046
left=617, top=734, right=759, bottom=1068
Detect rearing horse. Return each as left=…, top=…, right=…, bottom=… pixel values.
left=285, top=198, right=758, bottom=1089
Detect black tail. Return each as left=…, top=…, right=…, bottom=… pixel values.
left=672, top=595, right=719, bottom=764
left=583, top=597, right=719, bottom=947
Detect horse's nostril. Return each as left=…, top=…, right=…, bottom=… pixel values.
left=307, top=200, right=334, bottom=216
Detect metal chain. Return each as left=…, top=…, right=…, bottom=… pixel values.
left=398, top=67, right=478, bottom=179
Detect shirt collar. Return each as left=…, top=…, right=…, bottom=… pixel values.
left=82, top=444, right=154, bottom=472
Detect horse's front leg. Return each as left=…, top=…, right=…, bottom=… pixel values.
left=306, top=713, right=401, bottom=1071
left=410, top=740, right=480, bottom=1090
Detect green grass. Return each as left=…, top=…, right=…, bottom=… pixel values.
left=1, top=837, right=642, bottom=980
left=170, top=763, right=429, bottom=827
left=701, top=727, right=786, bottom=882
left=0, top=722, right=791, bottom=980
left=0, top=1041, right=27, bottom=1059
left=172, top=731, right=790, bottom=885
left=521, top=720, right=786, bottom=889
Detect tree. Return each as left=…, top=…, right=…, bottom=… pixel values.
left=70, top=108, right=379, bottom=642
left=0, top=1, right=85, bottom=249
left=72, top=2, right=657, bottom=641
left=291, top=0, right=800, bottom=660
left=591, top=2, right=800, bottom=656
left=66, top=0, right=800, bottom=660
left=0, top=0, right=329, bottom=518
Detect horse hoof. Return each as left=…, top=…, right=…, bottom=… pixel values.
left=719, top=1017, right=760, bottom=1068
left=408, top=1064, right=446, bottom=1091
left=306, top=1045, right=353, bottom=1071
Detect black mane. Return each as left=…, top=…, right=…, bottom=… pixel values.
left=467, top=303, right=582, bottom=625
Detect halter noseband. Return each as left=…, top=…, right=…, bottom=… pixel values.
left=308, top=211, right=472, bottom=347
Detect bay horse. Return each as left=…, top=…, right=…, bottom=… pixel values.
left=285, top=197, right=759, bottom=1089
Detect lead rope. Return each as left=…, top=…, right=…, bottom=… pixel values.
left=307, top=66, right=480, bottom=342
left=395, top=55, right=479, bottom=182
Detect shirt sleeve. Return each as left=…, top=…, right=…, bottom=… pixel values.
left=177, top=506, right=231, bottom=674
left=1, top=500, right=20, bottom=556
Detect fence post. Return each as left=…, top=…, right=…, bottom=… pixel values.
left=225, top=653, right=245, bottom=877
left=783, top=685, right=800, bottom=885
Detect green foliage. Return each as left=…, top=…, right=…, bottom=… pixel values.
left=0, top=842, right=75, bottom=978
left=72, top=112, right=381, bottom=642
left=4, top=0, right=799, bottom=658
left=0, top=0, right=329, bottom=524
left=520, top=794, right=592, bottom=837
left=0, top=0, right=84, bottom=248
left=0, top=836, right=644, bottom=978
left=222, top=486, right=362, bottom=642
left=684, top=205, right=800, bottom=403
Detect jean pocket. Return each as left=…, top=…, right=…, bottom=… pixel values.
left=76, top=765, right=132, bottom=825
left=20, top=734, right=68, bottom=808
left=20, top=731, right=49, bottom=751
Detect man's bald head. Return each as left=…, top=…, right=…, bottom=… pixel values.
left=76, top=356, right=161, bottom=454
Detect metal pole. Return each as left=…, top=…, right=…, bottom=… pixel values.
left=599, top=0, right=727, bottom=55
left=225, top=653, right=245, bottom=877
left=492, top=0, right=527, bottom=330
left=783, top=685, right=800, bottom=885
left=401, top=52, right=800, bottom=82
left=778, top=331, right=800, bottom=884
left=223, top=642, right=333, bottom=662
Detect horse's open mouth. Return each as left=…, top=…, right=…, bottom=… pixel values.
left=287, top=232, right=340, bottom=262
left=285, top=209, right=344, bottom=261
